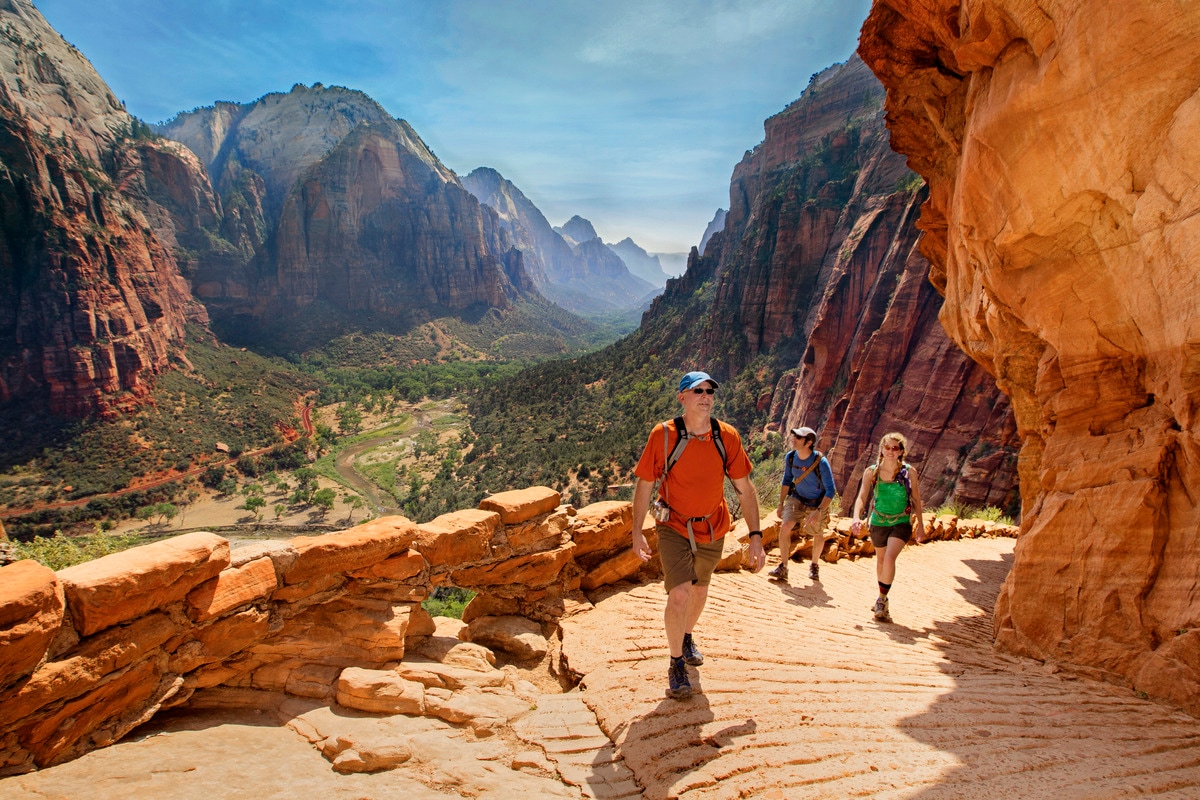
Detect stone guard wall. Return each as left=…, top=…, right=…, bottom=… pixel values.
left=0, top=485, right=1013, bottom=774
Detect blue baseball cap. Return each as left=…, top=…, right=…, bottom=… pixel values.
left=678, top=371, right=720, bottom=392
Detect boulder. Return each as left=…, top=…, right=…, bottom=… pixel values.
left=414, top=510, right=499, bottom=568
left=0, top=612, right=177, bottom=731
left=58, top=532, right=229, bottom=637
left=335, top=667, right=425, bottom=715
left=478, top=487, right=561, bottom=524
left=395, top=659, right=506, bottom=690
left=463, top=616, right=547, bottom=661
left=286, top=517, right=416, bottom=585
left=349, top=549, right=425, bottom=581
left=186, top=556, right=277, bottom=623
left=503, top=508, right=570, bottom=554
left=569, top=501, right=633, bottom=559
left=248, top=597, right=414, bottom=667
left=449, top=543, right=576, bottom=590
left=0, top=561, right=64, bottom=689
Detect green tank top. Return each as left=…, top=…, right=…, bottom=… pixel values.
left=870, top=467, right=910, bottom=526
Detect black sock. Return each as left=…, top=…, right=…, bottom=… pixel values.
left=879, top=582, right=891, bottom=596
left=671, top=654, right=685, bottom=666
left=683, top=633, right=694, bottom=646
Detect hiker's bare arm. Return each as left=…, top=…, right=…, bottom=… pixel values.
left=910, top=471, right=926, bottom=542
left=851, top=466, right=874, bottom=534
left=631, top=478, right=654, bottom=561
left=732, top=474, right=765, bottom=572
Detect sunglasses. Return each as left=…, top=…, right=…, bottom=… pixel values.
left=690, top=387, right=716, bottom=395
left=882, top=444, right=903, bottom=451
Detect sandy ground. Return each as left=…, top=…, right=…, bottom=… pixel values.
left=6, top=537, right=1200, bottom=799
left=109, top=476, right=371, bottom=545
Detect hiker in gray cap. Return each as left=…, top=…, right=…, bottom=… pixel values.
left=631, top=370, right=764, bottom=699
left=768, top=426, right=835, bottom=583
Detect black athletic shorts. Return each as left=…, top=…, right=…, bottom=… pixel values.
left=869, top=521, right=912, bottom=549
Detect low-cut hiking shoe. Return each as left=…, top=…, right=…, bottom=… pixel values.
left=667, top=657, right=692, bottom=698
left=768, top=563, right=789, bottom=582
left=809, top=562, right=820, bottom=581
left=682, top=634, right=704, bottom=666
left=873, top=595, right=891, bottom=622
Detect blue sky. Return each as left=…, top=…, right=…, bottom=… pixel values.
left=36, top=0, right=872, bottom=254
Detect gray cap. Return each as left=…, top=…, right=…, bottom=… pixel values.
left=790, top=426, right=817, bottom=439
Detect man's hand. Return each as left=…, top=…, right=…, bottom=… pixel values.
left=746, top=536, right=766, bottom=572
left=632, top=528, right=653, bottom=562
left=913, top=522, right=927, bottom=544
left=851, top=519, right=863, bottom=535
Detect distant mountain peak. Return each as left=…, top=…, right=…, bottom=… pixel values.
left=464, top=170, right=657, bottom=313
left=555, top=215, right=599, bottom=246
left=699, top=209, right=727, bottom=255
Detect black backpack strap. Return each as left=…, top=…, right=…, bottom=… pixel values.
left=663, top=417, right=689, bottom=477
left=710, top=417, right=729, bottom=474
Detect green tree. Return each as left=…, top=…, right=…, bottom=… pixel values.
left=155, top=503, right=178, bottom=526
left=241, top=494, right=266, bottom=523
left=312, top=488, right=337, bottom=516
left=344, top=493, right=365, bottom=523
left=336, top=405, right=363, bottom=434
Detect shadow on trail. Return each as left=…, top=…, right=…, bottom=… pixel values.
left=777, top=579, right=833, bottom=610
left=898, top=551, right=1200, bottom=798
left=606, top=679, right=758, bottom=800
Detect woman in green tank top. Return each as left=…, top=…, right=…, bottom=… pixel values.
left=849, top=432, right=925, bottom=622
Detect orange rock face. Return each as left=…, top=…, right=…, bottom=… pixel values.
left=57, top=532, right=229, bottom=636
left=859, top=0, right=1200, bottom=710
left=478, top=487, right=561, bottom=524
left=0, top=561, right=64, bottom=688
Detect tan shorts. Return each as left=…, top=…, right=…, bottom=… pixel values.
left=657, top=526, right=725, bottom=592
left=781, top=497, right=830, bottom=536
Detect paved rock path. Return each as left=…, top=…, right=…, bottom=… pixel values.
left=561, top=538, right=1200, bottom=799
left=6, top=538, right=1200, bottom=799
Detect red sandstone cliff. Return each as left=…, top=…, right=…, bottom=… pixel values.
left=159, top=86, right=534, bottom=342
left=0, top=0, right=208, bottom=417
left=859, top=0, right=1200, bottom=713
left=647, top=56, right=1019, bottom=509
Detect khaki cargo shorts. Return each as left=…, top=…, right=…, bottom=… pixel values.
left=657, top=525, right=725, bottom=592
left=781, top=496, right=830, bottom=537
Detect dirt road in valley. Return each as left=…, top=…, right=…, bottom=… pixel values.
left=333, top=437, right=401, bottom=516
left=7, top=537, right=1200, bottom=799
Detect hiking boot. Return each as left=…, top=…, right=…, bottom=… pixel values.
left=873, top=595, right=891, bottom=622
left=809, top=562, right=820, bottom=581
left=768, top=562, right=789, bottom=582
left=682, top=633, right=704, bottom=667
left=667, top=657, right=692, bottom=698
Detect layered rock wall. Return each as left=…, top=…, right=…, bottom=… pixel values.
left=859, top=0, right=1200, bottom=710
left=159, top=87, right=532, bottom=337
left=685, top=55, right=1019, bottom=509
left=0, top=486, right=1016, bottom=773
left=0, top=0, right=208, bottom=416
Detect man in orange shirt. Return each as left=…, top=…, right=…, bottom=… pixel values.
left=631, top=371, right=765, bottom=698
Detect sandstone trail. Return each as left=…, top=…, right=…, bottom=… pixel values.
left=561, top=539, right=1200, bottom=799
left=8, top=539, right=1200, bottom=799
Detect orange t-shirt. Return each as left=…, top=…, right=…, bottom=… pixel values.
left=634, top=418, right=752, bottom=542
